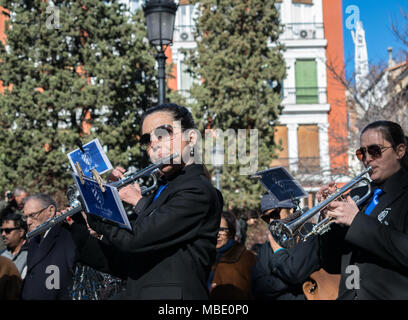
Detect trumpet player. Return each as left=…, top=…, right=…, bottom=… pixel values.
left=68, top=104, right=223, bottom=300
left=319, top=120, right=408, bottom=300
left=251, top=194, right=321, bottom=300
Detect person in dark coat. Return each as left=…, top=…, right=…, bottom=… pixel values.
left=69, top=104, right=223, bottom=300
left=251, top=194, right=321, bottom=300
left=208, top=211, right=256, bottom=300
left=320, top=120, right=408, bottom=300
left=20, top=194, right=76, bottom=300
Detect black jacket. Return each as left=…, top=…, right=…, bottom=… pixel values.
left=71, top=164, right=222, bottom=300
left=321, top=169, right=408, bottom=300
left=21, top=223, right=76, bottom=300
left=251, top=228, right=320, bottom=300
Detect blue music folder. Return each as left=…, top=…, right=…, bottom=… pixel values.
left=72, top=172, right=132, bottom=230
left=67, top=138, right=113, bottom=178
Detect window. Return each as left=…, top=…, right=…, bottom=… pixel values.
left=269, top=125, right=289, bottom=169
left=179, top=61, right=194, bottom=94
left=295, top=59, right=318, bottom=104
left=297, top=125, right=320, bottom=173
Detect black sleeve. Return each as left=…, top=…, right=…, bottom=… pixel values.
left=70, top=223, right=128, bottom=279
left=251, top=244, right=293, bottom=299
left=88, top=185, right=216, bottom=254
left=268, top=235, right=321, bottom=285
left=318, top=223, right=350, bottom=274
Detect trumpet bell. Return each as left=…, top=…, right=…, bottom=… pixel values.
left=269, top=220, right=295, bottom=249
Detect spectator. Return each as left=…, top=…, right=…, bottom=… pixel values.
left=244, top=209, right=268, bottom=252
left=0, top=187, right=28, bottom=219
left=20, top=193, right=76, bottom=300
left=208, top=211, right=256, bottom=300
left=0, top=187, right=28, bottom=252
left=1, top=213, right=28, bottom=278
left=0, top=256, right=22, bottom=300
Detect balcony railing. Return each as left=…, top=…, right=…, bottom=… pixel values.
left=270, top=157, right=321, bottom=174
left=280, top=22, right=325, bottom=41
left=282, top=86, right=327, bottom=105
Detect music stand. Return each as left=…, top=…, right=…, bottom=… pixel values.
left=252, top=167, right=308, bottom=208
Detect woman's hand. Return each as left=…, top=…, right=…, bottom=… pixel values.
left=326, top=195, right=359, bottom=226
left=108, top=166, right=126, bottom=182
left=316, top=182, right=337, bottom=202
left=118, top=182, right=142, bottom=206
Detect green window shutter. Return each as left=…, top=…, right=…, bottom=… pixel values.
left=295, top=60, right=318, bottom=104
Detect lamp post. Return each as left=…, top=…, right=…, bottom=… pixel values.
left=143, top=0, right=178, bottom=105
left=212, top=145, right=224, bottom=190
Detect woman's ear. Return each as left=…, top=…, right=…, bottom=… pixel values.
left=396, top=143, right=406, bottom=160
left=188, top=129, right=198, bottom=147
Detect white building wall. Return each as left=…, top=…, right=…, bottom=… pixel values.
left=171, top=0, right=334, bottom=184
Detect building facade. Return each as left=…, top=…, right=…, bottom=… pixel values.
left=168, top=0, right=349, bottom=206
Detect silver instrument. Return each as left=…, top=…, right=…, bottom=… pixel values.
left=269, top=166, right=372, bottom=248
left=26, top=153, right=179, bottom=239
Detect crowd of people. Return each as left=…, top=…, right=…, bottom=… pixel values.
left=0, top=103, right=407, bottom=301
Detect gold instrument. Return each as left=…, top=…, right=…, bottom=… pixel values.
left=269, top=166, right=372, bottom=248
left=26, top=153, right=179, bottom=240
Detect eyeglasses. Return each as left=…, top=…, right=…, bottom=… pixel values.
left=0, top=227, right=19, bottom=234
left=218, top=227, right=229, bottom=235
left=140, top=124, right=179, bottom=150
left=22, top=206, right=49, bottom=222
left=355, top=144, right=393, bottom=161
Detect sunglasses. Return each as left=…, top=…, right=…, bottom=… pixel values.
left=355, top=144, right=393, bottom=161
left=0, top=227, right=20, bottom=234
left=140, top=124, right=177, bottom=150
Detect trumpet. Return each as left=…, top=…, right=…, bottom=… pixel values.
left=269, top=166, right=372, bottom=249
left=26, top=153, right=179, bottom=240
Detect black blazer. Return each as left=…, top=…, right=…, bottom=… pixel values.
left=71, top=164, right=223, bottom=299
left=251, top=228, right=320, bottom=300
left=321, top=169, right=408, bottom=300
left=21, top=223, right=76, bottom=300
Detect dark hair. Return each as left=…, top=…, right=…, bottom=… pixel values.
left=1, top=212, right=27, bottom=233
left=361, top=120, right=408, bottom=170
left=25, top=193, right=57, bottom=212
left=141, top=103, right=196, bottom=132
left=221, top=211, right=236, bottom=240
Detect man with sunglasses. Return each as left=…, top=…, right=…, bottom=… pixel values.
left=20, top=194, right=76, bottom=300
left=0, top=187, right=28, bottom=253
left=1, top=213, right=28, bottom=278
left=251, top=194, right=321, bottom=300
left=318, top=120, right=408, bottom=300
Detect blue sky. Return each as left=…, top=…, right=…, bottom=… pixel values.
left=342, top=0, right=407, bottom=78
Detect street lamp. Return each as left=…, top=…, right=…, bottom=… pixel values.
left=143, top=0, right=178, bottom=105
left=212, top=145, right=224, bottom=190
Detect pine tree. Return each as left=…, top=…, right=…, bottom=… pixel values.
left=183, top=0, right=286, bottom=210
left=0, top=1, right=157, bottom=204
